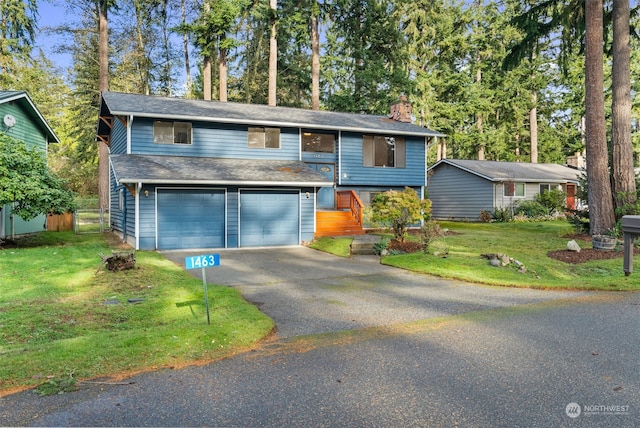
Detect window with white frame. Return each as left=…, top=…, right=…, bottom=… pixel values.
left=153, top=121, right=192, bottom=145
left=539, top=184, right=551, bottom=194
left=248, top=127, right=280, bottom=149
left=362, top=135, right=406, bottom=168
left=504, top=182, right=525, bottom=197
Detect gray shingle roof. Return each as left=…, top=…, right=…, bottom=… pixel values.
left=111, top=154, right=333, bottom=187
left=99, top=91, right=445, bottom=138
left=429, top=159, right=581, bottom=182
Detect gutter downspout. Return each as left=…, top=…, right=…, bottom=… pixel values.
left=136, top=182, right=141, bottom=250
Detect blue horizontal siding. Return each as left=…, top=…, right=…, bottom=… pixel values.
left=110, top=118, right=128, bottom=154
left=340, top=132, right=425, bottom=187
left=130, top=118, right=299, bottom=160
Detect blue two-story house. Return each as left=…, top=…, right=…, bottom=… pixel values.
left=97, top=91, right=444, bottom=250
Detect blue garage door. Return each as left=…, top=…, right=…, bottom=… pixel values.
left=240, top=190, right=299, bottom=247
left=157, top=189, right=225, bottom=250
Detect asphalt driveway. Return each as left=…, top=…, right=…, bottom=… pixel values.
left=162, top=247, right=590, bottom=338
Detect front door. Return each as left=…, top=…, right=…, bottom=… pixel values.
left=307, top=163, right=335, bottom=209
left=566, top=184, right=576, bottom=210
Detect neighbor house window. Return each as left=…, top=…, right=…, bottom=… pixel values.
left=153, top=121, right=192, bottom=145
left=248, top=127, right=280, bottom=149
left=539, top=184, right=551, bottom=194
left=302, top=132, right=335, bottom=153
left=504, top=182, right=525, bottom=197
left=362, top=135, right=406, bottom=168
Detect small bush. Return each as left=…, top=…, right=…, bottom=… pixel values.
left=420, top=220, right=442, bottom=253
left=374, top=237, right=391, bottom=255
left=566, top=209, right=589, bottom=234
left=479, top=210, right=492, bottom=222
left=514, top=200, right=548, bottom=218
left=492, top=207, right=512, bottom=222
left=535, top=189, right=566, bottom=214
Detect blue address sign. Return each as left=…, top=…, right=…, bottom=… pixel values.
left=185, top=254, right=220, bottom=270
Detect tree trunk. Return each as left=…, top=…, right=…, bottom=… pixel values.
left=585, top=0, right=615, bottom=235
left=182, top=0, right=192, bottom=92
left=219, top=41, right=228, bottom=102
left=476, top=67, right=485, bottom=160
left=529, top=93, right=538, bottom=163
left=98, top=0, right=109, bottom=211
left=268, top=0, right=277, bottom=106
left=203, top=0, right=212, bottom=100
left=311, top=12, right=320, bottom=110
left=611, top=0, right=636, bottom=213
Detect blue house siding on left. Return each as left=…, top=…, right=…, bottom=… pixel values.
left=340, top=132, right=426, bottom=187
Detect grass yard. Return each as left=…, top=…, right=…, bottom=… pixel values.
left=0, top=232, right=273, bottom=395
left=386, top=221, right=640, bottom=290
left=313, top=220, right=640, bottom=291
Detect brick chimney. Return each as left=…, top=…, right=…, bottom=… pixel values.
left=389, top=95, right=412, bottom=123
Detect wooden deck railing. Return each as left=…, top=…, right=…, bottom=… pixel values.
left=336, top=190, right=364, bottom=226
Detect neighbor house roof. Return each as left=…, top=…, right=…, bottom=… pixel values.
left=98, top=91, right=446, bottom=139
left=110, top=154, right=334, bottom=187
left=428, top=159, right=581, bottom=183
left=0, top=90, right=60, bottom=144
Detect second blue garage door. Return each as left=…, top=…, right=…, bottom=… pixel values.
left=157, top=189, right=225, bottom=250
left=240, top=190, right=299, bottom=247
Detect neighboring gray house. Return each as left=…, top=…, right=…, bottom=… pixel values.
left=427, top=159, right=582, bottom=220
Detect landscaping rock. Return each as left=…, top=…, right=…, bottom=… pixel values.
left=567, top=240, right=581, bottom=252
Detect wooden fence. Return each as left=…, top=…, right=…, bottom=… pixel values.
left=47, top=212, right=74, bottom=232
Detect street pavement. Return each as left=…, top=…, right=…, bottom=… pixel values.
left=1, top=247, right=639, bottom=427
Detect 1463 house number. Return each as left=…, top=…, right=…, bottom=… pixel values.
left=185, top=254, right=220, bottom=270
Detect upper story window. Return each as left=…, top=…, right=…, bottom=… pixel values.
left=363, top=135, right=406, bottom=168
left=153, top=121, right=192, bottom=145
left=302, top=132, right=335, bottom=153
left=504, top=182, right=525, bottom=197
left=248, top=127, right=280, bottom=149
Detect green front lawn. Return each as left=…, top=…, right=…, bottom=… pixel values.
left=395, top=220, right=638, bottom=290
left=315, top=221, right=640, bottom=291
left=0, top=232, right=273, bottom=394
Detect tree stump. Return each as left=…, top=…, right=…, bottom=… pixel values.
left=97, top=251, right=136, bottom=273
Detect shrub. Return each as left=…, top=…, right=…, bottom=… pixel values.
left=514, top=200, right=548, bottom=218
left=492, top=207, right=512, bottom=222
left=566, top=209, right=589, bottom=234
left=479, top=210, right=492, bottom=222
left=368, top=187, right=431, bottom=242
left=420, top=220, right=442, bottom=253
left=374, top=237, right=391, bottom=255
left=535, top=189, right=567, bottom=214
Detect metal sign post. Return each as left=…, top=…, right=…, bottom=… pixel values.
left=185, top=254, right=220, bottom=324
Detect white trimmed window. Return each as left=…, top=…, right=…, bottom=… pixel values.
left=153, top=121, right=192, bottom=145
left=504, top=182, right=525, bottom=197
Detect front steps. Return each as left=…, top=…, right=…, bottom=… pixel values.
left=316, top=210, right=365, bottom=237
left=349, top=234, right=380, bottom=255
